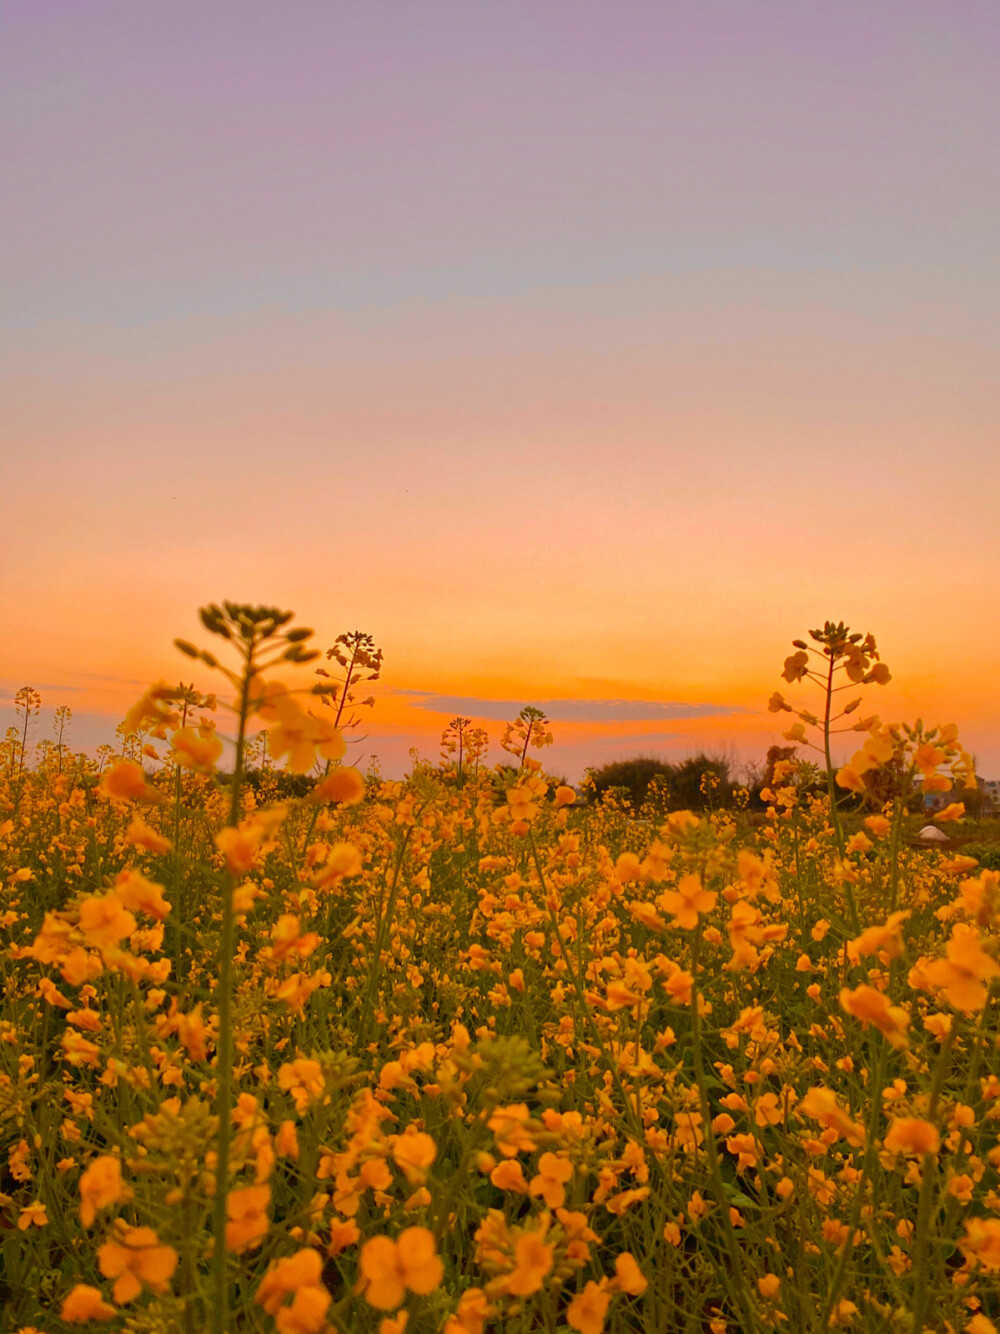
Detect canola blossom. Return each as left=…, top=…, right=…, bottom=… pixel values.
left=1, top=606, right=999, bottom=1334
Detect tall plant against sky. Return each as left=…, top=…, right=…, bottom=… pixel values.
left=768, top=622, right=891, bottom=929
left=173, top=602, right=328, bottom=1334
left=501, top=706, right=554, bottom=770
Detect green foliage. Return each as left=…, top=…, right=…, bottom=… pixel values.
left=961, top=842, right=1000, bottom=871
left=587, top=751, right=733, bottom=811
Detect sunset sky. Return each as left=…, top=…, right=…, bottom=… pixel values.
left=2, top=1, right=999, bottom=780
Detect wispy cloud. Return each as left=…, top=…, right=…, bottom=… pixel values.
left=397, top=693, right=746, bottom=723
left=0, top=675, right=148, bottom=702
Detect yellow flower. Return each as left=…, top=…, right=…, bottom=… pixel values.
left=218, top=827, right=261, bottom=875
left=798, top=1087, right=866, bottom=1146
left=960, top=1217, right=1000, bottom=1271
left=97, top=1225, right=178, bottom=1304
left=17, top=1200, right=48, bottom=1230
left=864, top=815, right=891, bottom=837
left=313, top=841, right=364, bottom=891
left=488, top=1103, right=537, bottom=1157
left=883, top=1118, right=940, bottom=1157
left=269, top=914, right=320, bottom=964
left=956, top=869, right=1000, bottom=927
left=506, top=1231, right=554, bottom=1296
left=847, top=911, right=909, bottom=963
left=966, top=1316, right=999, bottom=1334
left=170, top=725, right=223, bottom=773
left=79, top=1156, right=130, bottom=1228
left=781, top=651, right=809, bottom=683
left=225, top=1183, right=271, bottom=1253
left=839, top=985, right=910, bottom=1049
left=256, top=1249, right=331, bottom=1333
left=122, top=681, right=180, bottom=735
left=914, top=742, right=945, bottom=776
left=443, top=1288, right=492, bottom=1334
left=260, top=684, right=346, bottom=773
left=921, top=924, right=1000, bottom=1013
left=113, top=870, right=171, bottom=921
left=359, top=1227, right=444, bottom=1310
left=279, top=1058, right=326, bottom=1113
left=659, top=873, right=717, bottom=931
left=391, top=1129, right=437, bottom=1185
left=313, top=767, right=366, bottom=805
left=275, top=1120, right=300, bottom=1158
left=614, top=1252, right=648, bottom=1295
left=100, top=761, right=160, bottom=803
left=60, top=1285, right=117, bottom=1322
left=215, top=804, right=288, bottom=874
left=124, top=816, right=172, bottom=853
left=529, top=1152, right=573, bottom=1209
left=566, top=1280, right=611, bottom=1334
left=862, top=728, right=896, bottom=764
left=491, top=1159, right=530, bottom=1194
left=328, top=1218, right=361, bottom=1256
left=835, top=765, right=866, bottom=794
left=78, top=893, right=136, bottom=951
left=62, top=1030, right=100, bottom=1067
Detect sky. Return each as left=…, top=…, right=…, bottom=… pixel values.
left=2, top=1, right=999, bottom=780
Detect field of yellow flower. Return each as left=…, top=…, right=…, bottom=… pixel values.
left=2, top=606, right=999, bottom=1334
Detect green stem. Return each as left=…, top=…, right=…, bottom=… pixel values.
left=688, top=926, right=762, bottom=1334
left=818, top=1041, right=888, bottom=1329
left=170, top=762, right=185, bottom=987
left=527, top=833, right=643, bottom=1141
left=909, top=1024, right=956, bottom=1333
left=887, top=794, right=905, bottom=914
left=353, top=822, right=416, bottom=1053
left=210, top=652, right=254, bottom=1334
left=822, top=653, right=858, bottom=932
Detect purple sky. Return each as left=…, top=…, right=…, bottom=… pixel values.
left=3, top=2, right=999, bottom=778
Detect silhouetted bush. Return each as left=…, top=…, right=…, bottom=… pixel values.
left=586, top=752, right=733, bottom=811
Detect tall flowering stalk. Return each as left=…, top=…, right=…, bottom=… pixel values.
left=769, top=621, right=891, bottom=930
left=175, top=602, right=324, bottom=1334
left=501, top=705, right=553, bottom=768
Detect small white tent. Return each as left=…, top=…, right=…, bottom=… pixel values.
left=916, top=825, right=948, bottom=842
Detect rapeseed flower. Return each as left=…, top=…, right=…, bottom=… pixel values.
left=60, top=1285, right=116, bottom=1322
left=113, top=869, right=171, bottom=921
left=659, top=873, right=716, bottom=930
left=960, top=1218, right=1000, bottom=1271
left=567, top=1280, right=611, bottom=1334
left=530, top=1152, right=573, bottom=1208
left=99, top=761, right=161, bottom=803
left=918, top=924, right=1000, bottom=1012
left=505, top=1230, right=555, bottom=1296
left=839, top=985, right=910, bottom=1048
left=170, top=725, right=223, bottom=772
left=78, top=893, right=136, bottom=951
left=79, top=1156, right=130, bottom=1227
left=313, top=766, right=365, bottom=805
left=614, top=1252, right=647, bottom=1294
left=97, top=1224, right=178, bottom=1303
left=883, top=1118, right=940, bottom=1157
left=256, top=1249, right=331, bottom=1333
left=225, top=1183, right=270, bottom=1253
left=17, top=1200, right=47, bottom=1229
left=278, top=1058, right=325, bottom=1113
left=359, top=1227, right=444, bottom=1309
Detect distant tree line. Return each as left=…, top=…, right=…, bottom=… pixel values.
left=584, top=752, right=735, bottom=813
